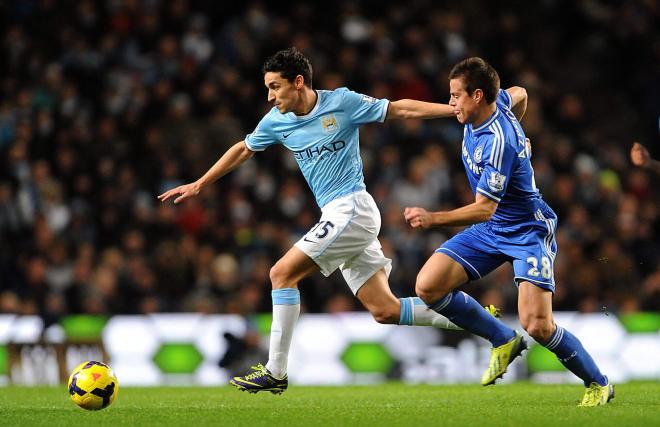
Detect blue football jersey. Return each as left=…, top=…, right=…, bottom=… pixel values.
left=461, top=89, right=553, bottom=227
left=245, top=87, right=389, bottom=208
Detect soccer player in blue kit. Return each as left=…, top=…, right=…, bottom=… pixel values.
left=159, top=48, right=498, bottom=394
left=404, top=57, right=614, bottom=406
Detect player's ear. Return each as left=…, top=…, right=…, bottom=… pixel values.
left=474, top=89, right=484, bottom=104
left=294, top=74, right=305, bottom=89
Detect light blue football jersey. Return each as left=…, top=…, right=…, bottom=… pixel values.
left=461, top=89, right=555, bottom=227
left=245, top=87, right=389, bottom=208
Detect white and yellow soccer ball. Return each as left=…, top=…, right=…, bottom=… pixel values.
left=67, top=361, right=119, bottom=410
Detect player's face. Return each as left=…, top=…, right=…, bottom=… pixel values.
left=449, top=78, right=479, bottom=124
left=264, top=72, right=300, bottom=114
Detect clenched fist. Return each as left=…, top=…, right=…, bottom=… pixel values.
left=404, top=207, right=434, bottom=229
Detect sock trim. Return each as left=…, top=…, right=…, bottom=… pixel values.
left=411, top=297, right=426, bottom=306
left=545, top=325, right=564, bottom=350
left=429, top=292, right=453, bottom=313
left=272, top=288, right=300, bottom=305
left=398, top=298, right=413, bottom=325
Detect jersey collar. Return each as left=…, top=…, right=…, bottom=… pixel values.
left=290, top=90, right=321, bottom=120
left=471, top=109, right=500, bottom=133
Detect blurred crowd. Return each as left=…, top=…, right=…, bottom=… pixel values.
left=1, top=0, right=659, bottom=325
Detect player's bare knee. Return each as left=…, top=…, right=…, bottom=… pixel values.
left=415, top=276, right=431, bottom=303
left=415, top=287, right=438, bottom=305
left=414, top=289, right=428, bottom=305
left=415, top=280, right=446, bottom=305
left=416, top=271, right=454, bottom=304
left=269, top=262, right=290, bottom=289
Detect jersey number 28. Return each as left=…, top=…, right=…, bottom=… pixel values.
left=526, top=256, right=552, bottom=279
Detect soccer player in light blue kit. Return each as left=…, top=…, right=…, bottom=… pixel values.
left=404, top=57, right=614, bottom=406
left=158, top=47, right=497, bottom=394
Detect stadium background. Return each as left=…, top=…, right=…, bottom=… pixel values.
left=0, top=1, right=659, bottom=385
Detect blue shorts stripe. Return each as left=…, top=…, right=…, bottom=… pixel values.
left=514, top=276, right=555, bottom=292
left=436, top=247, right=482, bottom=279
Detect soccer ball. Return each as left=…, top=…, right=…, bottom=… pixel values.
left=67, top=361, right=119, bottom=410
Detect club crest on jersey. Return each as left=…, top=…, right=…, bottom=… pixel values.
left=462, top=142, right=483, bottom=174
left=361, top=94, right=377, bottom=104
left=474, top=145, right=483, bottom=163
left=487, top=171, right=506, bottom=192
left=321, top=114, right=339, bottom=134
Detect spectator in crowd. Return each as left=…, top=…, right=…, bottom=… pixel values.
left=0, top=1, right=659, bottom=323
left=630, top=142, right=660, bottom=174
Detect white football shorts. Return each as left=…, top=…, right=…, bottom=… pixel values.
left=294, top=190, right=392, bottom=294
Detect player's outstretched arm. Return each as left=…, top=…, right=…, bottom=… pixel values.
left=158, top=140, right=254, bottom=204
left=631, top=142, right=660, bottom=174
left=506, top=86, right=527, bottom=121
left=404, top=194, right=498, bottom=229
left=386, top=99, right=455, bottom=120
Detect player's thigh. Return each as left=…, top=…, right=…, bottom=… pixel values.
left=415, top=252, right=468, bottom=300
left=518, top=280, right=554, bottom=339
left=270, top=245, right=320, bottom=289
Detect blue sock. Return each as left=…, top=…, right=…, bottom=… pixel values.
left=429, top=290, right=515, bottom=346
left=543, top=325, right=607, bottom=387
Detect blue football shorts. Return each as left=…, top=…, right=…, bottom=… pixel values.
left=436, top=211, right=558, bottom=292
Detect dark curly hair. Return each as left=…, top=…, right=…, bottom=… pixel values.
left=449, top=57, right=500, bottom=104
left=263, top=47, right=313, bottom=88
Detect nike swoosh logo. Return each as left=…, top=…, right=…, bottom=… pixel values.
left=283, top=132, right=294, bottom=139
left=303, top=237, right=316, bottom=243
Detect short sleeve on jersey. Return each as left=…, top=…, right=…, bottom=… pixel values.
left=476, top=130, right=516, bottom=202
left=339, top=88, right=389, bottom=125
left=496, top=89, right=513, bottom=110
left=245, top=115, right=279, bottom=152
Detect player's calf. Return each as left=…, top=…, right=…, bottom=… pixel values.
left=370, top=307, right=400, bottom=324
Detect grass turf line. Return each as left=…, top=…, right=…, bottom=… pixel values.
left=0, top=382, right=658, bottom=427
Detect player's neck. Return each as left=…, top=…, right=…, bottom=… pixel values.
left=294, top=88, right=318, bottom=116
left=472, top=103, right=497, bottom=128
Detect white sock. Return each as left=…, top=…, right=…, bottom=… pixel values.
left=265, top=289, right=300, bottom=379
left=400, top=297, right=461, bottom=330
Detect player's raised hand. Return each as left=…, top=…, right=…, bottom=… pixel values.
left=525, top=138, right=532, bottom=158
left=404, top=207, right=433, bottom=229
left=630, top=142, right=650, bottom=167
left=158, top=182, right=201, bottom=204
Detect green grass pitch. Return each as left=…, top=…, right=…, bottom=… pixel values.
left=1, top=382, right=659, bottom=426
